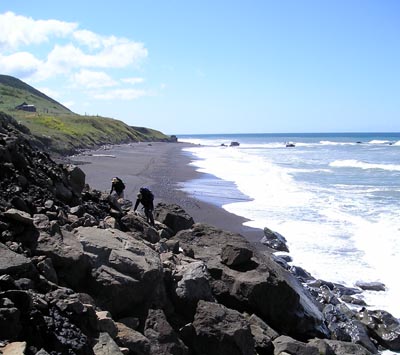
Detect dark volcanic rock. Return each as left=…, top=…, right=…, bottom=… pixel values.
left=144, top=308, right=188, bottom=355
left=154, top=203, right=194, bottom=234
left=73, top=227, right=166, bottom=317
left=189, top=300, right=255, bottom=355
left=260, top=226, right=289, bottom=252
left=171, top=223, right=328, bottom=340
left=355, top=281, right=386, bottom=292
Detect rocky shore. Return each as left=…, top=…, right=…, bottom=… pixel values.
left=1, top=112, right=400, bottom=355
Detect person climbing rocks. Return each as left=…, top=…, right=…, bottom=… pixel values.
left=110, top=177, right=125, bottom=198
left=134, top=187, right=155, bottom=226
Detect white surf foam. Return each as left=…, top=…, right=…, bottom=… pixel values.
left=330, top=159, right=400, bottom=171
left=182, top=142, right=400, bottom=318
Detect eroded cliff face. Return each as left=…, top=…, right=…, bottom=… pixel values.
left=0, top=113, right=398, bottom=355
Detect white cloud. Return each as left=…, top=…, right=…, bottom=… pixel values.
left=0, top=11, right=77, bottom=51
left=91, top=88, right=149, bottom=100
left=73, top=70, right=117, bottom=88
left=0, top=11, right=148, bottom=82
left=0, top=52, right=42, bottom=77
left=122, top=77, right=145, bottom=85
left=73, top=29, right=103, bottom=49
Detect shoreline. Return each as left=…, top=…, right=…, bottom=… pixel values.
left=69, top=142, right=265, bottom=245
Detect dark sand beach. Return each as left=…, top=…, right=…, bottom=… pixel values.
left=70, top=142, right=264, bottom=244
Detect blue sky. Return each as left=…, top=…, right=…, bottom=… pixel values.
left=1, top=1, right=399, bottom=134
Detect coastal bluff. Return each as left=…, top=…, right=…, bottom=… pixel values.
left=0, top=113, right=399, bottom=354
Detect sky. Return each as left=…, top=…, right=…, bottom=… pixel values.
left=0, top=1, right=399, bottom=135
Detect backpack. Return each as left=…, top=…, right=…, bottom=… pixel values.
left=117, top=178, right=125, bottom=189
left=140, top=187, right=154, bottom=202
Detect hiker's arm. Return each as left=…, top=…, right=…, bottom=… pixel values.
left=133, top=199, right=140, bottom=211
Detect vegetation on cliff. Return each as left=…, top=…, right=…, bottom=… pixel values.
left=0, top=74, right=174, bottom=155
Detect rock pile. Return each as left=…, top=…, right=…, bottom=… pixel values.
left=0, top=112, right=399, bottom=354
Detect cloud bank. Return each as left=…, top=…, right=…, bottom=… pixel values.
left=0, top=11, right=150, bottom=102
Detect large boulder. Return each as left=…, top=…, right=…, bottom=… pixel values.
left=0, top=242, right=37, bottom=280
left=65, top=164, right=86, bottom=196
left=188, top=300, right=255, bottom=355
left=171, top=260, right=215, bottom=319
left=260, top=227, right=289, bottom=252
left=144, top=308, right=188, bottom=355
left=120, top=212, right=160, bottom=243
left=93, top=332, right=124, bottom=355
left=73, top=227, right=165, bottom=317
left=356, top=308, right=400, bottom=351
left=323, top=304, right=377, bottom=354
left=309, top=338, right=375, bottom=355
left=154, top=203, right=194, bottom=235
left=247, top=313, right=279, bottom=355
left=115, top=322, right=151, bottom=355
left=35, top=229, right=91, bottom=288
left=171, top=223, right=328, bottom=340
left=273, top=335, right=319, bottom=355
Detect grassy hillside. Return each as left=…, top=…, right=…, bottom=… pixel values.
left=0, top=75, right=174, bottom=155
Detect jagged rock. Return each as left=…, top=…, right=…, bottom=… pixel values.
left=120, top=212, right=159, bottom=243
left=273, top=335, right=319, bottom=355
left=189, top=300, right=255, bottom=355
left=290, top=265, right=315, bottom=283
left=35, top=229, right=91, bottom=288
left=65, top=165, right=86, bottom=196
left=171, top=260, right=215, bottom=319
left=261, top=227, right=289, bottom=252
left=97, top=311, right=118, bottom=339
left=144, top=308, right=188, bottom=355
left=355, top=281, right=386, bottom=292
left=323, top=304, right=377, bottom=354
left=70, top=205, right=85, bottom=217
left=171, top=223, right=328, bottom=340
left=3, top=209, right=33, bottom=225
left=33, top=214, right=50, bottom=231
left=247, top=313, right=279, bottom=355
left=356, top=308, right=400, bottom=351
left=0, top=243, right=37, bottom=280
left=36, top=258, right=58, bottom=284
left=93, top=332, right=124, bottom=355
left=154, top=203, right=194, bottom=234
left=221, top=244, right=253, bottom=267
left=74, top=227, right=165, bottom=317
left=54, top=181, right=73, bottom=203
left=115, top=322, right=151, bottom=355
left=308, top=338, right=375, bottom=355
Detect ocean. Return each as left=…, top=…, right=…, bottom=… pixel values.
left=177, top=133, right=400, bottom=321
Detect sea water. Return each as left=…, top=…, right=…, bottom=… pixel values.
left=177, top=133, right=400, bottom=320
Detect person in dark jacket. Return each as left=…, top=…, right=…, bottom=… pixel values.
left=110, top=177, right=125, bottom=198
left=134, top=187, right=155, bottom=226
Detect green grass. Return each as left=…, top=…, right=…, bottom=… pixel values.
left=0, top=75, right=172, bottom=155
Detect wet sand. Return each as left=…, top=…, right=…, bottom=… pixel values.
left=70, top=142, right=264, bottom=244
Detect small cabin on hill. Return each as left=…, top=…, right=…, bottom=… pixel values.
left=15, top=102, right=36, bottom=112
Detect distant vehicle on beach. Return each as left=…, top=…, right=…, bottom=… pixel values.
left=230, top=141, right=240, bottom=147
